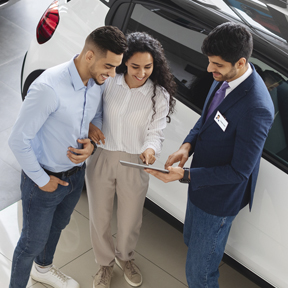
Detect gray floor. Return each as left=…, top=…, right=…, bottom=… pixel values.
left=0, top=0, right=53, bottom=210
left=0, top=1, right=260, bottom=287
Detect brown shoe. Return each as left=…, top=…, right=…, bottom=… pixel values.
left=93, top=266, right=113, bottom=288
left=115, top=257, right=142, bottom=287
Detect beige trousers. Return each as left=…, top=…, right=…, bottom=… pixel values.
left=85, top=148, right=149, bottom=266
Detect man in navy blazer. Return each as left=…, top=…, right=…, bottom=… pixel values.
left=146, top=22, right=274, bottom=287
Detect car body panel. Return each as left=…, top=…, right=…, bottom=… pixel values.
left=146, top=100, right=196, bottom=222
left=223, top=157, right=288, bottom=288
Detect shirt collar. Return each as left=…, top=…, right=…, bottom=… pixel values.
left=227, top=63, right=253, bottom=92
left=68, top=55, right=86, bottom=91
left=116, top=73, right=153, bottom=95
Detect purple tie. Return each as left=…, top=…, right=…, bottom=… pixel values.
left=205, top=81, right=229, bottom=121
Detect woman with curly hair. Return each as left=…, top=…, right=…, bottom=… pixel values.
left=85, top=31, right=176, bottom=288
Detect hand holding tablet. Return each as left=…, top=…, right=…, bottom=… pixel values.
left=120, top=160, right=169, bottom=173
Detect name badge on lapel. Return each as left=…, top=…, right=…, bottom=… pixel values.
left=214, top=111, right=228, bottom=131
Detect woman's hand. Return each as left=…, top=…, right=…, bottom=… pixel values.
left=89, top=123, right=105, bottom=145
left=67, top=138, right=94, bottom=163
left=140, top=148, right=156, bottom=165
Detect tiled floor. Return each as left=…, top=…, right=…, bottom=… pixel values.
left=0, top=0, right=54, bottom=210
left=0, top=0, right=261, bottom=287
left=0, top=192, right=261, bottom=288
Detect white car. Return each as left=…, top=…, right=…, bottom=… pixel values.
left=21, top=0, right=288, bottom=287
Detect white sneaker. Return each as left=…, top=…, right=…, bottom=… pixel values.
left=31, top=263, right=80, bottom=288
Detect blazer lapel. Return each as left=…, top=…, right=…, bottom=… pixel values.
left=200, top=81, right=220, bottom=126
left=218, top=79, right=253, bottom=115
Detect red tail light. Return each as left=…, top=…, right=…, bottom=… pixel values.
left=36, top=0, right=59, bottom=44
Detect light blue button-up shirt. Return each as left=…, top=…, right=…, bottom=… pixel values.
left=9, top=56, right=104, bottom=187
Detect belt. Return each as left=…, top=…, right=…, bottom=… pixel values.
left=44, top=163, right=86, bottom=178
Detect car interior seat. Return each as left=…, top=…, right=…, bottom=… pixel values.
left=264, top=81, right=288, bottom=163
left=276, top=81, right=288, bottom=162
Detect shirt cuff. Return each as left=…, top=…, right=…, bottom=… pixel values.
left=31, top=171, right=50, bottom=187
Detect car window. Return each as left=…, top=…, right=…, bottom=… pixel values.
left=222, top=0, right=288, bottom=51
left=171, top=0, right=288, bottom=53
left=125, top=3, right=213, bottom=113
left=252, top=58, right=288, bottom=167
left=121, top=2, right=288, bottom=169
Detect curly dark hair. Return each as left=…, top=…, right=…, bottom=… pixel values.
left=116, top=32, right=176, bottom=122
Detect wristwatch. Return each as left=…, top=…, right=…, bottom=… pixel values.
left=90, top=139, right=97, bottom=155
left=179, top=167, right=190, bottom=183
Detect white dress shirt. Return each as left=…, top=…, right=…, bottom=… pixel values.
left=98, top=74, right=170, bottom=157
left=225, top=63, right=253, bottom=97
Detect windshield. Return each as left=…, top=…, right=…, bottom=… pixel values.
left=172, top=0, right=288, bottom=52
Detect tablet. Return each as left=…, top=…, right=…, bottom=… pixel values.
left=119, top=160, right=169, bottom=173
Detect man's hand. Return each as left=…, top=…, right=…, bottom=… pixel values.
left=39, top=175, right=69, bottom=192
left=67, top=138, right=94, bottom=164
left=145, top=166, right=185, bottom=183
left=165, top=143, right=191, bottom=169
left=140, top=148, right=156, bottom=165
left=89, top=123, right=105, bottom=145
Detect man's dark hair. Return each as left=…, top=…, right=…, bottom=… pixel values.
left=201, top=22, right=253, bottom=65
left=86, top=26, right=127, bottom=55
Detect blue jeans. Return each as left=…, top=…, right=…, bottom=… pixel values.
left=184, top=199, right=236, bottom=288
left=9, top=165, right=85, bottom=288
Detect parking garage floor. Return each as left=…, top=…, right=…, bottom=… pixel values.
left=0, top=0, right=261, bottom=287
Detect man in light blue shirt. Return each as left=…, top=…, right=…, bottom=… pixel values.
left=8, top=26, right=127, bottom=288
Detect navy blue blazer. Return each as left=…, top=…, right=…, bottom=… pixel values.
left=183, top=64, right=274, bottom=216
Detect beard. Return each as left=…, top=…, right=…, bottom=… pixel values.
left=222, top=66, right=238, bottom=82
left=212, top=66, right=238, bottom=82
left=93, top=78, right=105, bottom=86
